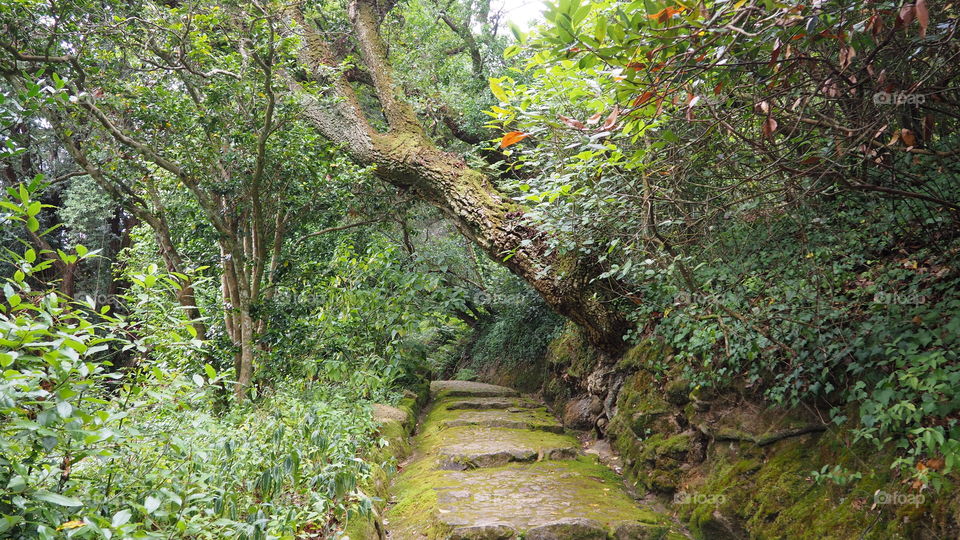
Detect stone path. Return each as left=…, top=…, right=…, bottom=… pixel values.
left=384, top=381, right=684, bottom=539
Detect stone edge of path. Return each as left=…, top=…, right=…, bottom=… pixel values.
left=343, top=386, right=428, bottom=539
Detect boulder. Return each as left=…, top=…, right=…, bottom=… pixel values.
left=524, top=518, right=607, bottom=540
left=613, top=521, right=669, bottom=539
left=562, top=395, right=601, bottom=430
left=372, top=403, right=410, bottom=426
left=449, top=523, right=516, bottom=539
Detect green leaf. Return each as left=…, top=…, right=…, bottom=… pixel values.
left=144, top=496, right=161, bottom=514
left=489, top=78, right=509, bottom=102
left=204, top=364, right=217, bottom=380
left=34, top=490, right=83, bottom=507
left=6, top=475, right=26, bottom=493
left=56, top=401, right=73, bottom=418
left=111, top=509, right=131, bottom=528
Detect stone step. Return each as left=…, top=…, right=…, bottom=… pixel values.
left=385, top=380, right=684, bottom=540
left=440, top=409, right=564, bottom=434
left=445, top=397, right=541, bottom=411
left=430, top=380, right=519, bottom=399
left=388, top=459, right=673, bottom=539
left=433, top=428, right=579, bottom=470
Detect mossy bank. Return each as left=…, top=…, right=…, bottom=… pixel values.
left=509, top=323, right=960, bottom=539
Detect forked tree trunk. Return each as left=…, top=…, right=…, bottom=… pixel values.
left=294, top=0, right=629, bottom=352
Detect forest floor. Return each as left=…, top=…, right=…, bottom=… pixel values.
left=382, top=381, right=688, bottom=539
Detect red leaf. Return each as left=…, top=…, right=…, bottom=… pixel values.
left=916, top=0, right=929, bottom=38
left=633, top=91, right=656, bottom=107
left=867, top=13, right=885, bottom=38
left=601, top=106, right=620, bottom=130
left=762, top=116, right=778, bottom=139
left=769, top=38, right=783, bottom=67
left=499, top=131, right=530, bottom=148
left=586, top=112, right=603, bottom=125
left=649, top=6, right=685, bottom=24
left=558, top=115, right=586, bottom=130
left=898, top=4, right=915, bottom=28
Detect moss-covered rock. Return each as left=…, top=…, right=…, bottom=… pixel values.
left=524, top=517, right=606, bottom=539
left=546, top=324, right=600, bottom=380
left=673, top=426, right=959, bottom=539
left=663, top=378, right=690, bottom=406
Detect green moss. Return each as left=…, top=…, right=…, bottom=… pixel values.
left=616, top=339, right=668, bottom=371
left=543, top=376, right=571, bottom=406
left=387, top=455, right=672, bottom=538
left=608, top=372, right=672, bottom=448
left=677, top=430, right=929, bottom=540
left=343, top=515, right=377, bottom=540
left=349, top=390, right=423, bottom=539
left=546, top=323, right=598, bottom=379
left=643, top=433, right=693, bottom=459
left=663, top=378, right=690, bottom=405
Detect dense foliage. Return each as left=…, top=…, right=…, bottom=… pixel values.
left=487, top=0, right=960, bottom=485
left=2, top=0, right=959, bottom=537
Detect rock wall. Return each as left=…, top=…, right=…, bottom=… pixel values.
left=525, top=323, right=960, bottom=539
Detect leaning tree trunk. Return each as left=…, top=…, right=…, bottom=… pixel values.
left=294, top=0, right=629, bottom=353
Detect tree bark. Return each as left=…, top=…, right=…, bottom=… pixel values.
left=294, top=0, right=629, bottom=352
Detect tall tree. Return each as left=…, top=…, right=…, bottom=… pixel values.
left=293, top=0, right=629, bottom=352
left=1, top=0, right=355, bottom=396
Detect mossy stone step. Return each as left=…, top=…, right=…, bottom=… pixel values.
left=440, top=409, right=564, bottom=434
left=387, top=458, right=674, bottom=539
left=432, top=428, right=579, bottom=470
left=384, top=380, right=684, bottom=540
left=445, top=397, right=541, bottom=411
left=430, top=380, right=520, bottom=399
